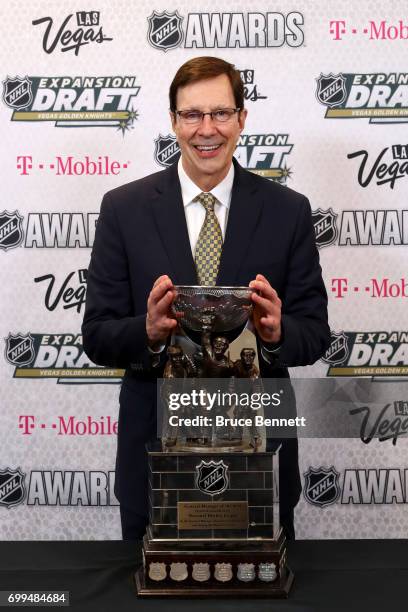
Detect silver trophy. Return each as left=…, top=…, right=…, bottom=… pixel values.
left=137, top=286, right=293, bottom=598
left=172, top=285, right=254, bottom=342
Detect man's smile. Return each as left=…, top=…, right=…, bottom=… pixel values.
left=193, top=143, right=223, bottom=158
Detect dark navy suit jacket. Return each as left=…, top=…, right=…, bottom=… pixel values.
left=82, top=158, right=330, bottom=519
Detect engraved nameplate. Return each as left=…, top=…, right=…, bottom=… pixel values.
left=178, top=501, right=248, bottom=530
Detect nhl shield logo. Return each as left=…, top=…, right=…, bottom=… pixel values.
left=316, top=73, right=346, bottom=108
left=0, top=211, right=24, bottom=251
left=322, top=331, right=349, bottom=366
left=2, top=76, right=33, bottom=110
left=0, top=468, right=26, bottom=508
left=147, top=11, right=183, bottom=51
left=4, top=333, right=35, bottom=366
left=195, top=459, right=229, bottom=496
left=303, top=466, right=340, bottom=508
left=154, top=134, right=180, bottom=167
left=312, top=208, right=338, bottom=248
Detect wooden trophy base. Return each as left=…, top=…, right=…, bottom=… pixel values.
left=135, top=530, right=293, bottom=598
left=135, top=566, right=294, bottom=598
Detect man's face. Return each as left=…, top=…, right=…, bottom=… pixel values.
left=171, top=74, right=247, bottom=189
left=213, top=337, right=228, bottom=357
left=242, top=349, right=255, bottom=367
left=170, top=351, right=183, bottom=366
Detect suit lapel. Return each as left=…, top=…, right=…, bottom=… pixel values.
left=150, top=162, right=197, bottom=285
left=217, top=160, right=262, bottom=285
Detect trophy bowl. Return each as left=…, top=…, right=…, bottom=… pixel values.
left=172, top=285, right=255, bottom=344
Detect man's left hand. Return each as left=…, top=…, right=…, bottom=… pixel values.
left=249, top=274, right=282, bottom=345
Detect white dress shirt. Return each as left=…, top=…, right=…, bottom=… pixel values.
left=177, top=157, right=234, bottom=255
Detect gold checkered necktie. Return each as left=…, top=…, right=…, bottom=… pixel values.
left=194, top=192, right=223, bottom=286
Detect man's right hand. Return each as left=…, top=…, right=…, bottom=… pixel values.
left=146, top=275, right=177, bottom=348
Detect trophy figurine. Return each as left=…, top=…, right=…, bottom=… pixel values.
left=135, top=286, right=293, bottom=598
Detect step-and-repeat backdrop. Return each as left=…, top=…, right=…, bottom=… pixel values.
left=1, top=0, right=408, bottom=539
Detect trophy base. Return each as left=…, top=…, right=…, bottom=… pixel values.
left=135, top=531, right=292, bottom=598
left=135, top=566, right=293, bottom=598
left=137, top=445, right=290, bottom=598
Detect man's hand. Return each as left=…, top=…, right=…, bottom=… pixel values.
left=249, top=274, right=282, bottom=345
left=146, top=275, right=177, bottom=348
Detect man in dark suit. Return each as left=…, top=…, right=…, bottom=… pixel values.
left=82, top=57, right=330, bottom=541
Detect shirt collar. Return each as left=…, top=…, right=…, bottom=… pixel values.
left=177, top=157, right=234, bottom=209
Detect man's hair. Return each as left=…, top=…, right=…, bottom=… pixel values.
left=169, top=56, right=244, bottom=112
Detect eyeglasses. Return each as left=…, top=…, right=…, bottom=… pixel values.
left=174, top=108, right=241, bottom=125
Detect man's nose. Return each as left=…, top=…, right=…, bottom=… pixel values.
left=197, top=114, right=218, bottom=136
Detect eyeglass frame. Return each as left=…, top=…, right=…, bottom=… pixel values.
left=172, top=107, right=242, bottom=124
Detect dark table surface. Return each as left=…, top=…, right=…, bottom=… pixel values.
left=0, top=540, right=407, bottom=612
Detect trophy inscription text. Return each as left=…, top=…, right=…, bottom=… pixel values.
left=178, top=501, right=248, bottom=530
